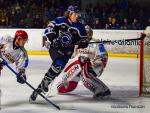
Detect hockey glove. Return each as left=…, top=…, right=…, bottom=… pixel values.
left=77, top=40, right=89, bottom=48
left=17, top=69, right=26, bottom=84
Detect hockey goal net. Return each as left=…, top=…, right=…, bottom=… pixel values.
left=140, top=27, right=150, bottom=96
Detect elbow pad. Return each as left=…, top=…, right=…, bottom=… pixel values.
left=43, top=27, right=57, bottom=42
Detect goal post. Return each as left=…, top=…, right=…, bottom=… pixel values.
left=139, top=26, right=150, bottom=96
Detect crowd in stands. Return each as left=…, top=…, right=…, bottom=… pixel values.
left=83, top=0, right=150, bottom=30
left=0, top=0, right=150, bottom=29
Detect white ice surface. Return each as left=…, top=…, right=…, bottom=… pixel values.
left=0, top=56, right=150, bottom=113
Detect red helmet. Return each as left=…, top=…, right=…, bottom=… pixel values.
left=15, top=30, right=28, bottom=40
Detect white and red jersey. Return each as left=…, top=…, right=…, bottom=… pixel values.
left=0, top=35, right=28, bottom=72
left=76, top=43, right=97, bottom=59
left=75, top=39, right=107, bottom=58
left=75, top=39, right=108, bottom=70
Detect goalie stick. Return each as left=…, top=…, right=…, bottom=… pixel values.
left=88, top=33, right=146, bottom=44
left=1, top=58, right=74, bottom=110
left=89, top=26, right=150, bottom=44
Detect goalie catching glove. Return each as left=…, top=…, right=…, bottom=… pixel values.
left=17, top=69, right=26, bottom=84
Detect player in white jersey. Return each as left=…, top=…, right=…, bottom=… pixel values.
left=0, top=30, right=29, bottom=84
left=56, top=25, right=111, bottom=98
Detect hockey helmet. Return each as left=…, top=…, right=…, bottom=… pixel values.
left=15, top=30, right=28, bottom=40
left=67, top=5, right=80, bottom=13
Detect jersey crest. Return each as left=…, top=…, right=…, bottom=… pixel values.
left=59, top=31, right=72, bottom=46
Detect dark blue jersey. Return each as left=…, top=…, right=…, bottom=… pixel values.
left=44, top=16, right=88, bottom=59
left=50, top=16, right=87, bottom=47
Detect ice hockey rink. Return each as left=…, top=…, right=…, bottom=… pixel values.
left=0, top=55, right=150, bottom=113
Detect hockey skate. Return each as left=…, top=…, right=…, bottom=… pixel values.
left=93, top=89, right=111, bottom=99
left=29, top=76, right=52, bottom=102
left=29, top=88, right=42, bottom=103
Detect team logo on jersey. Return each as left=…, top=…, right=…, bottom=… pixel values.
left=67, top=64, right=79, bottom=77
left=60, top=32, right=72, bottom=46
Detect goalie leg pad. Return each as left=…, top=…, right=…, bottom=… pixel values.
left=81, top=62, right=110, bottom=97
left=57, top=58, right=82, bottom=93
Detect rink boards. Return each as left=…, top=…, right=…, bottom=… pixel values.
left=0, top=29, right=150, bottom=58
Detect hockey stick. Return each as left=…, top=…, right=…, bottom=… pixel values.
left=1, top=58, right=60, bottom=110
left=88, top=34, right=146, bottom=44
left=89, top=26, right=150, bottom=45
left=89, top=26, right=150, bottom=44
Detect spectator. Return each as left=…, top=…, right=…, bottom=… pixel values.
left=0, top=0, right=149, bottom=29
left=131, top=18, right=142, bottom=30
left=32, top=14, right=43, bottom=28
left=18, top=18, right=25, bottom=28
left=93, top=18, right=102, bottom=29
left=121, top=18, right=131, bottom=29
left=105, top=17, right=112, bottom=29
left=23, top=13, right=33, bottom=28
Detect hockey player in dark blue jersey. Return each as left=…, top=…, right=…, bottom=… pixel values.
left=30, top=5, right=89, bottom=101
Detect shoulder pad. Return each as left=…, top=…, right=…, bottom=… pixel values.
left=74, top=23, right=87, bottom=38
left=52, top=16, right=67, bottom=25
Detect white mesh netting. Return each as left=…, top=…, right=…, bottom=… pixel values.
left=142, top=36, right=150, bottom=96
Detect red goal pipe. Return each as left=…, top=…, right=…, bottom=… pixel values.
left=139, top=37, right=144, bottom=96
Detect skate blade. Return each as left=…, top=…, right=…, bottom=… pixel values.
left=29, top=98, right=36, bottom=104
left=29, top=95, right=38, bottom=104
left=93, top=95, right=111, bottom=100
